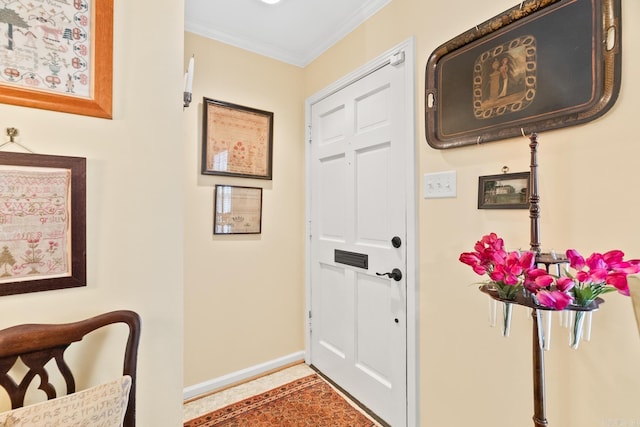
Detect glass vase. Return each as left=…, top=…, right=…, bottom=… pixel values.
left=502, top=302, right=513, bottom=337
left=535, top=309, right=553, bottom=350
left=570, top=310, right=585, bottom=349
left=584, top=311, right=593, bottom=342
left=488, top=296, right=497, bottom=328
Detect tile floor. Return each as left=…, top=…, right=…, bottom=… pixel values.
left=183, top=363, right=383, bottom=426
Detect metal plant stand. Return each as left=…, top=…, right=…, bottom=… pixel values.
left=481, top=133, right=601, bottom=427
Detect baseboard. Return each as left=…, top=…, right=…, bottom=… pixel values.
left=183, top=351, right=306, bottom=401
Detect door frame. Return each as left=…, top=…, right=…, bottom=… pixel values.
left=304, top=37, right=418, bottom=426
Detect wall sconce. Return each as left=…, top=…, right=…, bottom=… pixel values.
left=183, top=55, right=194, bottom=108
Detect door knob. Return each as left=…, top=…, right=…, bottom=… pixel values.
left=391, top=236, right=402, bottom=248
left=376, top=268, right=402, bottom=281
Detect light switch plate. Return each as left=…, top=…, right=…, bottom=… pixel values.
left=424, top=171, right=456, bottom=198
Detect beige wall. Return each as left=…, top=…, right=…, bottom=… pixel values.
left=308, top=0, right=640, bottom=426
left=185, top=0, right=640, bottom=426
left=183, top=32, right=306, bottom=385
left=0, top=0, right=184, bottom=425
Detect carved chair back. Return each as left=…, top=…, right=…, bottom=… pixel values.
left=0, top=310, right=140, bottom=427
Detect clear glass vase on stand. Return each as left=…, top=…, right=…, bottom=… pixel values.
left=483, top=286, right=514, bottom=337
left=502, top=302, right=513, bottom=337
left=569, top=310, right=593, bottom=349
left=488, top=296, right=497, bottom=328
left=570, top=310, right=584, bottom=349
left=535, top=309, right=553, bottom=350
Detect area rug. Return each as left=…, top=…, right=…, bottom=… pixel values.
left=184, top=374, right=376, bottom=427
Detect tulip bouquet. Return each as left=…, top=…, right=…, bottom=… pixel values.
left=459, top=233, right=533, bottom=302
left=460, top=233, right=640, bottom=347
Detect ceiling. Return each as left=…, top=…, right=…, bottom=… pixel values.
left=184, top=0, right=392, bottom=67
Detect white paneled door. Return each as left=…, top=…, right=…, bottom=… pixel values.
left=309, top=48, right=410, bottom=427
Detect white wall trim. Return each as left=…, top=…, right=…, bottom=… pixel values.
left=183, top=351, right=306, bottom=401
left=185, top=0, right=391, bottom=68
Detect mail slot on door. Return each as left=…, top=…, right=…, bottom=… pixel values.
left=334, top=250, right=368, bottom=269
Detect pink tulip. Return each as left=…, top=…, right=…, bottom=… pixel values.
left=459, top=252, right=480, bottom=267
left=588, top=268, right=608, bottom=283
left=536, top=290, right=573, bottom=310
left=518, top=251, right=535, bottom=270
left=489, top=268, right=506, bottom=283
left=586, top=253, right=607, bottom=271
left=609, top=259, right=640, bottom=275
left=606, top=272, right=630, bottom=296
left=459, top=252, right=488, bottom=276
left=490, top=264, right=519, bottom=285
left=566, top=249, right=585, bottom=270
left=603, top=250, right=625, bottom=266
left=524, top=268, right=553, bottom=292
left=460, top=234, right=515, bottom=278
left=479, top=233, right=504, bottom=252
left=556, top=276, right=575, bottom=293
left=629, top=259, right=640, bottom=272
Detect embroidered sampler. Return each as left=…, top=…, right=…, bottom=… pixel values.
left=0, top=166, right=72, bottom=284
left=0, top=0, right=92, bottom=98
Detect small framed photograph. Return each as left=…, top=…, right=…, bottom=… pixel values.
left=214, top=185, right=263, bottom=235
left=202, top=98, right=273, bottom=180
left=478, top=172, right=530, bottom=209
left=0, top=152, right=86, bottom=296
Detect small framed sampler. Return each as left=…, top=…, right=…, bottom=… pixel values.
left=478, top=172, right=530, bottom=209
left=0, top=152, right=86, bottom=296
left=214, top=185, right=263, bottom=235
left=202, top=98, right=274, bottom=180
left=0, top=0, right=114, bottom=119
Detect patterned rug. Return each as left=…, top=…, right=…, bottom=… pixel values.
left=184, top=374, right=376, bottom=427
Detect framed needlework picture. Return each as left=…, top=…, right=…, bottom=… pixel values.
left=214, top=185, right=262, bottom=235
left=425, top=0, right=621, bottom=148
left=0, top=0, right=114, bottom=119
left=202, top=98, right=273, bottom=180
left=0, top=152, right=86, bottom=296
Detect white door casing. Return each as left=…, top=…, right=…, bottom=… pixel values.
left=305, top=38, right=417, bottom=427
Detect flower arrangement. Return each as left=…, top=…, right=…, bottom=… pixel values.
left=460, top=233, right=640, bottom=347
left=459, top=232, right=640, bottom=310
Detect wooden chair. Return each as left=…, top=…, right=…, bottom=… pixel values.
left=0, top=310, right=141, bottom=427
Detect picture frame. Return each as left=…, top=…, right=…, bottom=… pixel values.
left=0, top=0, right=114, bottom=119
left=425, top=0, right=621, bottom=149
left=202, top=98, right=274, bottom=180
left=214, top=185, right=263, bottom=235
left=478, top=172, right=530, bottom=209
left=0, top=152, right=86, bottom=296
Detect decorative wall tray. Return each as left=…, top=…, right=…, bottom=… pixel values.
left=425, top=0, right=621, bottom=149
